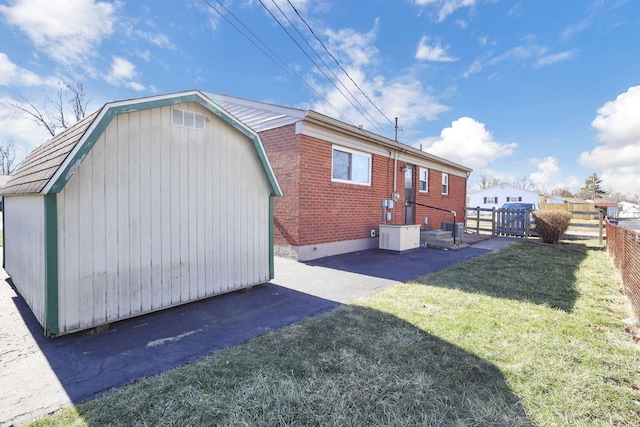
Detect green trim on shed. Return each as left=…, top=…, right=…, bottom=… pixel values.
left=2, top=202, right=5, bottom=269
left=47, top=92, right=282, bottom=197
left=269, top=195, right=275, bottom=280
left=43, top=193, right=59, bottom=336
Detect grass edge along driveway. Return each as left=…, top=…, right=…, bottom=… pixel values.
left=31, top=241, right=640, bottom=426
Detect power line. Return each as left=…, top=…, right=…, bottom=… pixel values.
left=286, top=0, right=395, bottom=127
left=265, top=0, right=386, bottom=134
left=257, top=0, right=385, bottom=133
left=200, top=0, right=347, bottom=121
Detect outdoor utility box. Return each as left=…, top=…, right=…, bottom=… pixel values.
left=379, top=224, right=421, bottom=251
left=442, top=222, right=464, bottom=239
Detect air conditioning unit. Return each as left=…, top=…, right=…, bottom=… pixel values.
left=379, top=224, right=421, bottom=251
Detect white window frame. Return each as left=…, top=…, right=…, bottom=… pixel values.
left=441, top=173, right=449, bottom=195
left=331, top=145, right=372, bottom=186
left=172, top=108, right=206, bottom=130
left=419, top=167, right=429, bottom=193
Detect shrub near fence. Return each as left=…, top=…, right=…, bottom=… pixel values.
left=606, top=219, right=640, bottom=323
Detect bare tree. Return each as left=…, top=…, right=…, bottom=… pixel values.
left=476, top=172, right=503, bottom=190
left=0, top=139, right=17, bottom=175
left=508, top=176, right=537, bottom=191
left=65, top=82, right=90, bottom=122
left=10, top=81, right=90, bottom=137
left=550, top=187, right=573, bottom=198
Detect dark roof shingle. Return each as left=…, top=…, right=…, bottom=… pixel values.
left=0, top=109, right=100, bottom=196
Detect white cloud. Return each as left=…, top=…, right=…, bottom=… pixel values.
left=415, top=36, right=457, bottom=62
left=536, top=50, right=578, bottom=67
left=464, top=42, right=575, bottom=78
left=529, top=156, right=560, bottom=188
left=416, top=117, right=516, bottom=170
left=311, top=21, right=449, bottom=133
left=490, top=44, right=548, bottom=65
left=133, top=30, right=175, bottom=50
left=0, top=96, right=53, bottom=160
left=105, top=56, right=145, bottom=91
left=0, top=53, right=51, bottom=86
left=590, top=86, right=640, bottom=148
left=413, top=0, right=477, bottom=22
left=323, top=21, right=380, bottom=69
left=463, top=59, right=483, bottom=78
left=507, top=3, right=523, bottom=17
left=601, top=167, right=640, bottom=197
left=579, top=86, right=640, bottom=196
left=0, top=0, right=116, bottom=65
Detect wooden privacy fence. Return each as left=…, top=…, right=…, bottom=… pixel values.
left=465, top=206, right=605, bottom=242
left=539, top=203, right=597, bottom=220
left=465, top=207, right=535, bottom=238
left=606, top=219, right=640, bottom=323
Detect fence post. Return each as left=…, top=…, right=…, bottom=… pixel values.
left=491, top=207, right=496, bottom=236
left=476, top=206, right=480, bottom=234
left=598, top=209, right=604, bottom=245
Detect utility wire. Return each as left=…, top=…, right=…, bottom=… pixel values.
left=266, top=0, right=386, bottom=134
left=258, top=0, right=384, bottom=133
left=201, top=0, right=347, bottom=121
left=286, top=0, right=395, bottom=127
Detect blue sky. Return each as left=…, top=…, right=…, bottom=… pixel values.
left=1, top=0, right=639, bottom=197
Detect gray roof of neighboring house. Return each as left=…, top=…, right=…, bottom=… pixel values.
left=0, top=90, right=282, bottom=197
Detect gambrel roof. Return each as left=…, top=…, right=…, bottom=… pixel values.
left=1, top=90, right=282, bottom=197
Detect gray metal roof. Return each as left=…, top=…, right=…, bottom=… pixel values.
left=205, top=93, right=305, bottom=132
left=0, top=110, right=99, bottom=196
left=206, top=93, right=472, bottom=174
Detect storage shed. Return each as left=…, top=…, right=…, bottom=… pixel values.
left=0, top=90, right=282, bottom=336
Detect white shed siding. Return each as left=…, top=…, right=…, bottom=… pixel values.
left=4, top=195, right=46, bottom=325
left=55, top=102, right=272, bottom=333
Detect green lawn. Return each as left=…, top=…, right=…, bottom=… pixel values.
left=31, top=241, right=640, bottom=426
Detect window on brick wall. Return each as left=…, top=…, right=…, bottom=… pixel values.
left=441, top=173, right=449, bottom=195
left=332, top=146, right=371, bottom=185
left=419, top=168, right=428, bottom=192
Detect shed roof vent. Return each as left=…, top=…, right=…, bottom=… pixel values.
left=172, top=108, right=205, bottom=130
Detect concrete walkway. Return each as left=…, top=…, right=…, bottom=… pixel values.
left=0, top=238, right=517, bottom=426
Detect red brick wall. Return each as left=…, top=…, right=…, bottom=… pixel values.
left=259, top=125, right=302, bottom=245
left=296, top=134, right=397, bottom=246
left=260, top=125, right=468, bottom=246
left=411, top=169, right=466, bottom=230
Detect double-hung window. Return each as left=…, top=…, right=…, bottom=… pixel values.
left=419, top=168, right=429, bottom=192
left=441, top=173, right=449, bottom=195
left=332, top=146, right=371, bottom=185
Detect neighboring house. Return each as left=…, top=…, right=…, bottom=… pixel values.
left=467, top=185, right=539, bottom=210
left=618, top=202, right=640, bottom=218
left=209, top=93, right=472, bottom=261
left=593, top=199, right=620, bottom=217
left=0, top=91, right=282, bottom=336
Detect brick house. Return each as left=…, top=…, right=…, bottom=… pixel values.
left=209, top=93, right=472, bottom=261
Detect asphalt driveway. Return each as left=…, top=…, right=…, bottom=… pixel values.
left=0, top=238, right=516, bottom=426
